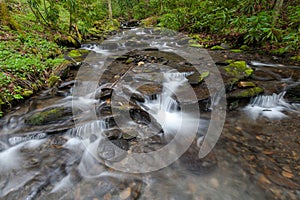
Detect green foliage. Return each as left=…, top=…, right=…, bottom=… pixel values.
left=0, top=33, right=64, bottom=107
left=158, top=13, right=181, bottom=31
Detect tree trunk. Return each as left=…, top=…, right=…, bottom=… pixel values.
left=108, top=0, right=112, bottom=19
left=273, top=0, right=284, bottom=26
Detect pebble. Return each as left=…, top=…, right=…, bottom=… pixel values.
left=210, top=178, right=219, bottom=189
left=119, top=187, right=131, bottom=200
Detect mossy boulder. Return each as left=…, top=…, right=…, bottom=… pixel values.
left=0, top=2, right=19, bottom=31
left=68, top=49, right=90, bottom=62
left=228, top=87, right=264, bottom=99
left=25, top=107, right=73, bottom=126
left=54, top=35, right=81, bottom=48
left=141, top=16, right=158, bottom=27
left=224, top=61, right=253, bottom=84
left=22, top=90, right=33, bottom=97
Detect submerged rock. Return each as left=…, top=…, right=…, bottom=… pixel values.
left=25, top=107, right=73, bottom=126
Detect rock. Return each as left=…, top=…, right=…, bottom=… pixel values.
left=141, top=16, right=158, bottom=27
left=67, top=49, right=90, bottom=62
left=25, top=107, right=73, bottom=126
left=228, top=87, right=264, bottom=99
left=267, top=173, right=300, bottom=189
left=220, top=43, right=231, bottom=49
left=136, top=83, right=163, bottom=99
left=97, top=139, right=127, bottom=162
left=177, top=38, right=190, bottom=45
left=119, top=187, right=131, bottom=200
left=179, top=140, right=217, bottom=175
left=54, top=35, right=81, bottom=48
left=237, top=81, right=256, bottom=88
left=129, top=108, right=151, bottom=125
left=101, top=42, right=119, bottom=50
left=210, top=178, right=219, bottom=189
left=222, top=61, right=254, bottom=85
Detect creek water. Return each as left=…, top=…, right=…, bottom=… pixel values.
left=0, top=28, right=299, bottom=200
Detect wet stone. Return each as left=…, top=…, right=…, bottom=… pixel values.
left=179, top=141, right=217, bottom=175
left=0, top=141, right=8, bottom=152
left=97, top=139, right=127, bottom=162
left=103, top=128, right=123, bottom=140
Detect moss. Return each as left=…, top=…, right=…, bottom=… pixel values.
left=189, top=43, right=204, bottom=48
left=225, top=61, right=253, bottom=78
left=230, top=49, right=243, bottom=53
left=141, top=16, right=158, bottom=27
left=31, top=83, right=38, bottom=91
left=26, top=107, right=72, bottom=126
left=198, top=71, right=210, bottom=82
left=48, top=76, right=61, bottom=87
left=211, top=45, right=225, bottom=50
left=68, top=49, right=90, bottom=62
left=22, top=89, right=33, bottom=97
left=125, top=58, right=134, bottom=64
left=229, top=87, right=264, bottom=99
left=68, top=50, right=82, bottom=58
left=291, top=56, right=300, bottom=62
left=54, top=35, right=81, bottom=48
left=240, top=45, right=250, bottom=51
left=0, top=2, right=19, bottom=31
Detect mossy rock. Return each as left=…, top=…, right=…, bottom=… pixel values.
left=228, top=87, right=264, bottom=99
left=54, top=35, right=81, bottom=48
left=211, top=45, right=225, bottom=50
left=68, top=49, right=90, bottom=62
left=22, top=90, right=33, bottom=97
left=141, top=16, right=158, bottom=27
left=25, top=107, right=73, bottom=126
left=0, top=2, right=19, bottom=31
left=224, top=61, right=253, bottom=80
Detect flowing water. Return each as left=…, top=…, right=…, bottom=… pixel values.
left=0, top=28, right=299, bottom=199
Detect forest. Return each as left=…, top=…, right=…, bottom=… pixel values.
left=0, top=1, right=299, bottom=199
left=0, top=0, right=299, bottom=114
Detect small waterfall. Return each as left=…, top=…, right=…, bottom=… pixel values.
left=141, top=71, right=197, bottom=136
left=8, top=132, right=47, bottom=146
left=244, top=92, right=298, bottom=120
left=67, top=120, right=109, bottom=138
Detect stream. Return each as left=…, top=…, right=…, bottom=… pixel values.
left=0, top=28, right=299, bottom=200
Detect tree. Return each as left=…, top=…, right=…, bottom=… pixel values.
left=108, top=0, right=112, bottom=19
left=273, top=0, right=284, bottom=25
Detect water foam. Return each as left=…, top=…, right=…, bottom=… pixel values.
left=244, top=92, right=298, bottom=120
